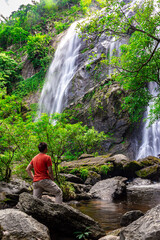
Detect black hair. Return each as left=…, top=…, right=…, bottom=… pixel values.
left=38, top=142, right=47, bottom=152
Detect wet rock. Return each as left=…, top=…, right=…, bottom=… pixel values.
left=85, top=171, right=101, bottom=185
left=99, top=236, right=120, bottom=240
left=111, top=154, right=132, bottom=176
left=60, top=173, right=84, bottom=184
left=89, top=176, right=127, bottom=201
left=0, top=208, right=50, bottom=240
left=120, top=210, right=144, bottom=227
left=126, top=181, right=160, bottom=208
left=72, top=183, right=92, bottom=193
left=137, top=156, right=160, bottom=167
left=107, top=228, right=124, bottom=237
left=0, top=178, right=32, bottom=208
left=127, top=178, right=152, bottom=187
left=135, top=164, right=160, bottom=180
left=18, top=192, right=106, bottom=240
left=75, top=192, right=92, bottom=200
left=120, top=204, right=160, bottom=240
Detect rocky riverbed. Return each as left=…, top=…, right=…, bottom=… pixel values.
left=1, top=154, right=160, bottom=239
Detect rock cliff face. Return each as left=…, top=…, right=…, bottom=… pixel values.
left=64, top=29, right=133, bottom=156
left=67, top=31, right=128, bottom=105
left=65, top=80, right=132, bottom=155
left=23, top=20, right=135, bottom=156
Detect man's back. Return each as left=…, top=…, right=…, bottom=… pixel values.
left=30, top=153, right=52, bottom=182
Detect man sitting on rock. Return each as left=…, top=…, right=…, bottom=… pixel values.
left=26, top=142, right=63, bottom=203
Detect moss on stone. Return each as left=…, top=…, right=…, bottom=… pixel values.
left=135, top=164, right=159, bottom=178
left=138, top=157, right=160, bottom=167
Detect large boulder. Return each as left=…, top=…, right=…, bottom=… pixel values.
left=60, top=155, right=113, bottom=170
left=120, top=210, right=144, bottom=227
left=127, top=178, right=152, bottom=187
left=135, top=164, right=160, bottom=180
left=0, top=178, right=31, bottom=208
left=60, top=173, right=84, bottom=184
left=89, top=176, right=127, bottom=201
left=120, top=204, right=160, bottom=239
left=137, top=156, right=160, bottom=167
left=85, top=171, right=101, bottom=185
left=0, top=178, right=31, bottom=195
left=18, top=192, right=106, bottom=240
left=60, top=154, right=142, bottom=179
left=0, top=208, right=50, bottom=240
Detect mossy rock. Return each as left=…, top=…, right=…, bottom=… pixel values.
left=137, top=156, right=160, bottom=167
left=135, top=164, right=160, bottom=180
left=123, top=161, right=142, bottom=178
left=85, top=171, right=101, bottom=185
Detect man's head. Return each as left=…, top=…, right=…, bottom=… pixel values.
left=38, top=142, right=48, bottom=153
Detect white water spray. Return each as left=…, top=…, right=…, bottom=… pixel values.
left=38, top=21, right=81, bottom=115
left=136, top=82, right=160, bottom=159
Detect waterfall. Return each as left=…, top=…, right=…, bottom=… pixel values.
left=136, top=82, right=160, bottom=159
left=108, top=37, right=127, bottom=76
left=38, top=21, right=81, bottom=115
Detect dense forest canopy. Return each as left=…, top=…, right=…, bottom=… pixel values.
left=0, top=0, right=107, bottom=182
left=79, top=0, right=160, bottom=123
left=0, top=0, right=160, bottom=183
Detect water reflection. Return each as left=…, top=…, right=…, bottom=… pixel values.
left=71, top=189, right=160, bottom=232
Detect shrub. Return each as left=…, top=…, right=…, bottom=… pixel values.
left=26, top=33, right=52, bottom=68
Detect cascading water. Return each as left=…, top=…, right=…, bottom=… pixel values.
left=38, top=21, right=81, bottom=115
left=108, top=36, right=127, bottom=76
left=136, top=82, right=160, bottom=159
left=37, top=0, right=159, bottom=159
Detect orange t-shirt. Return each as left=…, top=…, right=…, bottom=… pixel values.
left=30, top=153, right=52, bottom=182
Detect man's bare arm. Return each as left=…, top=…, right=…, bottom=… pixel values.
left=26, top=164, right=34, bottom=180
left=48, top=166, right=54, bottom=181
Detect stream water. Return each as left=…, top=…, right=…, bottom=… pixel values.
left=70, top=184, right=160, bottom=232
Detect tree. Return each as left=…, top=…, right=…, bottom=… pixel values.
left=0, top=89, right=25, bottom=182
left=0, top=53, right=23, bottom=93
left=26, top=33, right=52, bottom=68
left=10, top=27, right=29, bottom=46
left=29, top=113, right=107, bottom=182
left=79, top=0, right=160, bottom=123
left=0, top=109, right=107, bottom=182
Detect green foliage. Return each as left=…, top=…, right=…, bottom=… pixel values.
left=0, top=91, right=24, bottom=181
left=74, top=227, right=91, bottom=240
left=13, top=70, right=46, bottom=97
left=60, top=180, right=76, bottom=201
left=54, top=21, right=69, bottom=34
left=99, top=164, right=110, bottom=175
left=0, top=53, right=23, bottom=93
left=26, top=33, right=53, bottom=68
left=70, top=168, right=79, bottom=174
left=80, top=0, right=92, bottom=13
left=79, top=0, right=160, bottom=123
left=79, top=168, right=89, bottom=180
left=0, top=96, right=107, bottom=182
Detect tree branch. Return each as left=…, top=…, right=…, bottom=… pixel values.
left=130, top=25, right=160, bottom=42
